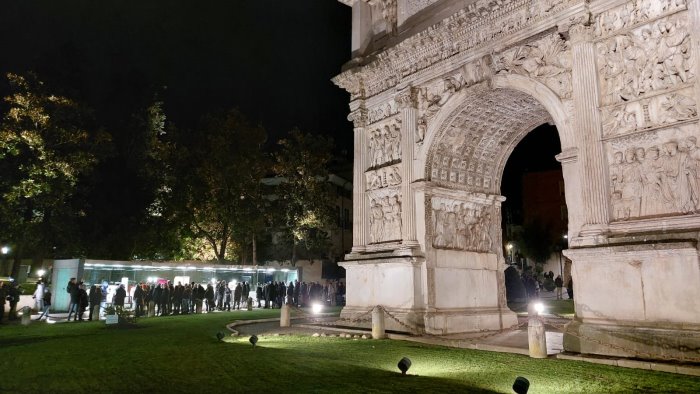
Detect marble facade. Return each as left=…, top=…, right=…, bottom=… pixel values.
left=334, top=0, right=700, bottom=361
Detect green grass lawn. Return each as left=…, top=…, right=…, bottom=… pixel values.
left=1, top=309, right=697, bottom=393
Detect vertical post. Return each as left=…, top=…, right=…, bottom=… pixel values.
left=395, top=87, right=419, bottom=249
left=372, top=306, right=386, bottom=339
left=569, top=24, right=610, bottom=244
left=280, top=303, right=291, bottom=327
left=528, top=314, right=547, bottom=358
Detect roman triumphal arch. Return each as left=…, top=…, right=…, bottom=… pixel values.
left=333, top=0, right=700, bottom=361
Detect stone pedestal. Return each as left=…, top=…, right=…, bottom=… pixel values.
left=564, top=242, right=700, bottom=362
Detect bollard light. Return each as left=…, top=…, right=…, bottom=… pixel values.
left=513, top=376, right=529, bottom=394
left=249, top=335, right=258, bottom=347
left=216, top=332, right=225, bottom=341
left=397, top=357, right=411, bottom=375
left=311, top=303, right=323, bottom=314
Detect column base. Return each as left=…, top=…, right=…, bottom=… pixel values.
left=564, top=320, right=700, bottom=362
left=423, top=308, right=519, bottom=335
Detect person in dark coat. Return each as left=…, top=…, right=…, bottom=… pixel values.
left=114, top=284, right=126, bottom=308
left=256, top=284, right=263, bottom=308
left=0, top=281, right=6, bottom=324
left=286, top=282, right=294, bottom=305
left=160, top=284, right=170, bottom=316
left=66, top=278, right=79, bottom=321
left=89, top=285, right=102, bottom=321
left=151, top=284, right=163, bottom=316
left=204, top=284, right=215, bottom=312
left=6, top=282, right=21, bottom=321
left=233, top=283, right=242, bottom=310
left=77, top=283, right=88, bottom=322
left=133, top=283, right=145, bottom=317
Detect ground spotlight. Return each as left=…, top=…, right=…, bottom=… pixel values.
left=249, top=335, right=258, bottom=347
left=216, top=332, right=225, bottom=341
left=513, top=376, right=529, bottom=394
left=311, top=303, right=323, bottom=314
left=533, top=302, right=544, bottom=315
left=397, top=357, right=411, bottom=375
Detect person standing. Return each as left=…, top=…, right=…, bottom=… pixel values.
left=0, top=281, right=7, bottom=324
left=566, top=278, right=574, bottom=300
left=33, top=280, right=45, bottom=312
left=554, top=275, right=564, bottom=300
left=77, top=282, right=88, bottom=322
left=66, top=278, right=79, bottom=321
left=36, top=287, right=52, bottom=321
left=133, top=283, right=145, bottom=317
left=233, top=283, right=242, bottom=310
left=7, top=282, right=20, bottom=320
left=88, top=285, right=102, bottom=321
left=114, top=284, right=126, bottom=311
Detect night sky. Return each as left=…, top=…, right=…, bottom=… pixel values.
left=0, top=0, right=353, bottom=151
left=0, top=0, right=560, bottom=227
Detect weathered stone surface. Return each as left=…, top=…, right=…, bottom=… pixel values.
left=336, top=0, right=700, bottom=362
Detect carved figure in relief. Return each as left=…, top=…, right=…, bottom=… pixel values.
left=368, top=123, right=401, bottom=168
left=658, top=20, right=689, bottom=85
left=431, top=201, right=493, bottom=252
left=681, top=137, right=700, bottom=211
left=658, top=93, right=697, bottom=123
left=368, top=194, right=402, bottom=243
left=611, top=136, right=700, bottom=219
left=369, top=199, right=385, bottom=243
left=598, top=15, right=692, bottom=105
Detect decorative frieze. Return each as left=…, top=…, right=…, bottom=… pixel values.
left=593, top=0, right=687, bottom=39
left=366, top=164, right=402, bottom=190
left=368, top=189, right=402, bottom=243
left=602, top=87, right=697, bottom=137
left=368, top=121, right=402, bottom=169
left=367, top=100, right=399, bottom=125
left=333, top=0, right=576, bottom=99
left=492, top=33, right=573, bottom=99
left=596, top=12, right=694, bottom=106
left=608, top=123, right=700, bottom=219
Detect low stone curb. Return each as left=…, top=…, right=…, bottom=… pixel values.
left=556, top=352, right=700, bottom=377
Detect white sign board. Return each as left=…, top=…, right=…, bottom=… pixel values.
left=105, top=314, right=119, bottom=325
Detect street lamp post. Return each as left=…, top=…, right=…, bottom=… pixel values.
left=1, top=246, right=9, bottom=276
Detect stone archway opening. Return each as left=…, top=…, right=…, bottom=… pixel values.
left=501, top=123, right=569, bottom=304
left=420, top=84, right=573, bottom=334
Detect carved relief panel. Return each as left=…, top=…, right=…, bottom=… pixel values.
left=429, top=196, right=496, bottom=253
left=602, top=87, right=697, bottom=137
left=367, top=120, right=402, bottom=169
left=596, top=10, right=693, bottom=107
left=366, top=164, right=403, bottom=191
left=492, top=33, right=572, bottom=99
left=607, top=123, right=700, bottom=220
left=367, top=188, right=402, bottom=243
left=593, top=0, right=687, bottom=39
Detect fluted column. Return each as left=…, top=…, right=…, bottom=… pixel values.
left=569, top=24, right=609, bottom=243
left=396, top=87, right=419, bottom=248
left=689, top=0, right=700, bottom=107
left=349, top=103, right=368, bottom=253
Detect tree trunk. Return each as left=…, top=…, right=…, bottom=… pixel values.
left=252, top=234, right=257, bottom=266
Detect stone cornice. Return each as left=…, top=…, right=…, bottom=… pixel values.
left=333, top=0, right=586, bottom=99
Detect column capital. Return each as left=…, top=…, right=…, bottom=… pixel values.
left=395, top=86, right=419, bottom=109
left=568, top=23, right=593, bottom=44
left=348, top=106, right=369, bottom=128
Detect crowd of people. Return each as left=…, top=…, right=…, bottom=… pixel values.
left=1, top=277, right=347, bottom=322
